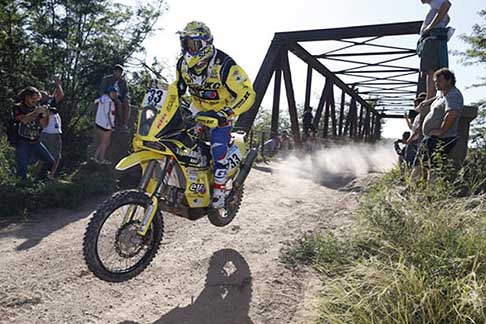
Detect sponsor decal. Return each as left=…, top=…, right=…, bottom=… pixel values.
left=189, top=183, right=206, bottom=194
left=232, top=69, right=246, bottom=83
left=156, top=113, right=168, bottom=128
left=202, top=90, right=219, bottom=100
left=177, top=148, right=201, bottom=159
left=206, top=82, right=221, bottom=89
left=214, top=169, right=227, bottom=178
left=188, top=169, right=199, bottom=182
left=233, top=91, right=251, bottom=109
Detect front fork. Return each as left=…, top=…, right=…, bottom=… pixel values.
left=121, top=157, right=174, bottom=236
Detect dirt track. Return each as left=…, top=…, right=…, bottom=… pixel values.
left=0, top=157, right=375, bottom=324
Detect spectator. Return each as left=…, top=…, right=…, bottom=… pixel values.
left=40, top=78, right=64, bottom=177
left=99, top=64, right=131, bottom=133
left=302, top=107, right=314, bottom=143
left=92, top=86, right=118, bottom=165
left=403, top=93, right=427, bottom=166
left=417, top=0, right=452, bottom=100
left=394, top=131, right=411, bottom=169
left=278, top=130, right=290, bottom=155
left=263, top=137, right=279, bottom=157
left=13, top=86, right=54, bottom=180
left=411, top=68, right=463, bottom=183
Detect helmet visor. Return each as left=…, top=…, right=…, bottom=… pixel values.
left=180, top=36, right=206, bottom=55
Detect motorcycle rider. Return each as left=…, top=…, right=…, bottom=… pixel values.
left=174, top=21, right=255, bottom=208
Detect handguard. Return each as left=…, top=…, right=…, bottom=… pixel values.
left=195, top=108, right=233, bottom=128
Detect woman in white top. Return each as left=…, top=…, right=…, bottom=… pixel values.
left=92, top=86, right=117, bottom=165
left=40, top=78, right=64, bottom=177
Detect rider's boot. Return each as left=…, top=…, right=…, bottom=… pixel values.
left=212, top=162, right=227, bottom=208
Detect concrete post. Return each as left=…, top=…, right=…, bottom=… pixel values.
left=449, top=106, right=478, bottom=166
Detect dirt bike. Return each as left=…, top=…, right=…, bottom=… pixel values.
left=83, top=80, right=257, bottom=282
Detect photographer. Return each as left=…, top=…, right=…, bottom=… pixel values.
left=14, top=86, right=54, bottom=180
left=40, top=78, right=64, bottom=177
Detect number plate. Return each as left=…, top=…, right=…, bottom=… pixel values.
left=142, top=88, right=168, bottom=109
left=226, top=145, right=242, bottom=170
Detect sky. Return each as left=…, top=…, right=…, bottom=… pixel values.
left=125, top=0, right=485, bottom=139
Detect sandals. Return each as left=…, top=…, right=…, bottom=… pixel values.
left=99, top=159, right=112, bottom=165
left=90, top=156, right=111, bottom=165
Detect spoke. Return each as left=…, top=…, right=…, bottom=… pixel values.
left=95, top=203, right=153, bottom=273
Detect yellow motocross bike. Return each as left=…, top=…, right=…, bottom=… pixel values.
left=83, top=81, right=257, bottom=282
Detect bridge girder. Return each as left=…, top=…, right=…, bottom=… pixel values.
left=236, top=21, right=424, bottom=143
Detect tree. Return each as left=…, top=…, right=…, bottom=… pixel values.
left=458, top=9, right=486, bottom=145
left=0, top=0, right=167, bottom=167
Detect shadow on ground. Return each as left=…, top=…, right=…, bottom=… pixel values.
left=318, top=174, right=357, bottom=190
left=0, top=198, right=103, bottom=251
left=252, top=165, right=273, bottom=174
left=119, top=248, right=254, bottom=324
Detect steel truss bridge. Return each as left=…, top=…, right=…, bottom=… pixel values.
left=236, top=21, right=426, bottom=147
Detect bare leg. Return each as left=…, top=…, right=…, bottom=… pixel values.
left=94, top=129, right=104, bottom=160
left=98, top=130, right=112, bottom=161
left=51, top=137, right=62, bottom=177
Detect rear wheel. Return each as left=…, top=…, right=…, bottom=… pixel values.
left=207, top=184, right=244, bottom=227
left=83, top=190, right=163, bottom=282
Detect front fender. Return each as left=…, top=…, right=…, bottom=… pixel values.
left=115, top=150, right=166, bottom=171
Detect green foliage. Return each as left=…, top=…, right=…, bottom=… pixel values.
left=457, top=146, right=486, bottom=194
left=458, top=9, right=486, bottom=70
left=470, top=101, right=486, bottom=146
left=457, top=9, right=486, bottom=145
left=0, top=0, right=167, bottom=219
left=280, top=232, right=365, bottom=276
left=0, top=162, right=117, bottom=219
left=0, top=0, right=167, bottom=169
left=129, top=57, right=169, bottom=108
left=281, top=154, right=486, bottom=323
left=0, top=137, right=16, bottom=181
left=252, top=107, right=292, bottom=135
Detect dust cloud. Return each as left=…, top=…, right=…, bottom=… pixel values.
left=274, top=142, right=398, bottom=190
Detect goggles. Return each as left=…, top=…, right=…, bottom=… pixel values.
left=180, top=36, right=209, bottom=55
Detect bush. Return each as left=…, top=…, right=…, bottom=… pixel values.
left=0, top=161, right=118, bottom=220
left=0, top=136, right=16, bottom=181
left=458, top=147, right=486, bottom=195
left=280, top=233, right=365, bottom=276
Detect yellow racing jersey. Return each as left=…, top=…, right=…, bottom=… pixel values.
left=174, top=49, right=255, bottom=117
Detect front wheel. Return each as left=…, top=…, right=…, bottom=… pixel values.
left=83, top=190, right=163, bottom=282
left=207, top=184, right=244, bottom=227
